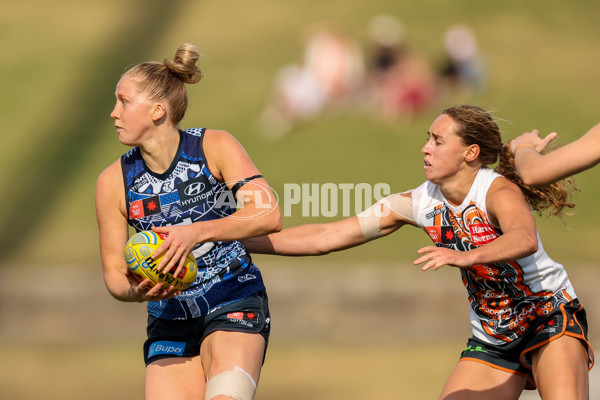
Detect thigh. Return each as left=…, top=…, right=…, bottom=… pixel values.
left=530, top=335, right=589, bottom=400
left=201, top=330, right=266, bottom=383
left=145, top=356, right=206, bottom=400
left=440, top=360, right=526, bottom=400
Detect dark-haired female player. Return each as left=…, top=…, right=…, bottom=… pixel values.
left=244, top=105, right=594, bottom=399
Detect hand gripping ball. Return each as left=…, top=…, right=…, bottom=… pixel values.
left=124, top=230, right=198, bottom=290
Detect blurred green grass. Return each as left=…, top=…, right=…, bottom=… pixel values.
left=2, top=0, right=599, bottom=266
left=1, top=1, right=600, bottom=399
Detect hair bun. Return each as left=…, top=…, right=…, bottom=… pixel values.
left=163, top=43, right=203, bottom=84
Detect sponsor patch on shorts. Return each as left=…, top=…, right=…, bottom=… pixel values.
left=534, top=316, right=560, bottom=334
left=227, top=311, right=259, bottom=327
left=147, top=341, right=186, bottom=358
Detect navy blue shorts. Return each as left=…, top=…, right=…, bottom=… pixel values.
left=459, top=298, right=593, bottom=389
left=143, top=290, right=270, bottom=365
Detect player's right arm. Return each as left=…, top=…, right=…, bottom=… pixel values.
left=95, top=160, right=176, bottom=302
left=242, top=193, right=415, bottom=256
left=242, top=217, right=364, bottom=256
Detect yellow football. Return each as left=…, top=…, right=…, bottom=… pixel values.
left=124, top=230, right=198, bottom=290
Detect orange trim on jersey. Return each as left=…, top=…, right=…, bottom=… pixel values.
left=434, top=205, right=442, bottom=226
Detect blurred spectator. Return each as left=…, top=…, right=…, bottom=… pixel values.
left=259, top=23, right=364, bottom=138
left=303, top=23, right=365, bottom=107
left=362, top=14, right=437, bottom=123
left=438, top=24, right=486, bottom=96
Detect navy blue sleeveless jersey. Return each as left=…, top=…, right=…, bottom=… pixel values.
left=121, top=128, right=266, bottom=320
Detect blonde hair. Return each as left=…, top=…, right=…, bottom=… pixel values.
left=124, top=43, right=203, bottom=124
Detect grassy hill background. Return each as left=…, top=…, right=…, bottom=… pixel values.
left=1, top=1, right=599, bottom=398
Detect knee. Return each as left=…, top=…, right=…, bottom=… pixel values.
left=205, top=366, right=257, bottom=400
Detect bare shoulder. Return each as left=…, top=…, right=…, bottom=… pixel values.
left=487, top=176, right=527, bottom=209
left=489, top=175, right=521, bottom=194
left=203, top=129, right=257, bottom=182
left=203, top=129, right=241, bottom=147
left=486, top=176, right=530, bottom=221
left=96, top=159, right=123, bottom=192
left=203, top=129, right=247, bottom=161
left=95, top=158, right=127, bottom=220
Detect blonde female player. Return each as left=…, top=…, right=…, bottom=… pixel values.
left=243, top=105, right=593, bottom=399
left=95, top=43, right=281, bottom=400
left=510, top=123, right=600, bottom=186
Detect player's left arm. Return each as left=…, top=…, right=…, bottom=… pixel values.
left=153, top=129, right=282, bottom=274
left=415, top=178, right=538, bottom=271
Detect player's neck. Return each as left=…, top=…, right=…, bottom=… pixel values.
left=439, top=168, right=479, bottom=207
left=139, top=127, right=180, bottom=174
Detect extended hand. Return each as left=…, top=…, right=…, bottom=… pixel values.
left=413, top=246, right=471, bottom=271
left=510, top=129, right=557, bottom=154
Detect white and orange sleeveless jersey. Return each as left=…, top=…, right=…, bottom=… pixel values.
left=411, top=167, right=577, bottom=345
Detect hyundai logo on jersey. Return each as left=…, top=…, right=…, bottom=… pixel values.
left=183, top=181, right=206, bottom=196
left=177, top=175, right=217, bottom=210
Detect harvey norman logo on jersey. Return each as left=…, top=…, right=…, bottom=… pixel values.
left=469, top=223, right=499, bottom=246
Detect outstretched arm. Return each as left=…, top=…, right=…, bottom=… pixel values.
left=242, top=216, right=365, bottom=256
left=243, top=193, right=415, bottom=256
left=510, top=123, right=600, bottom=186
